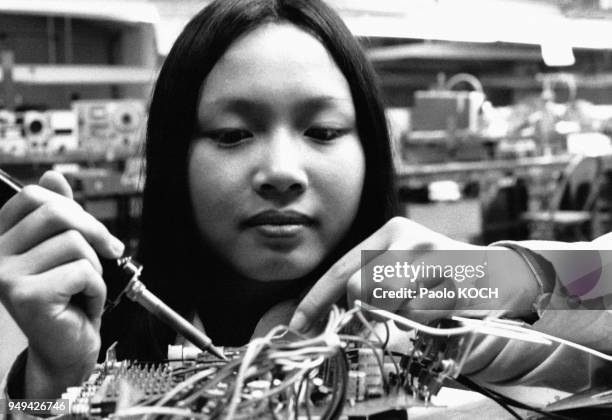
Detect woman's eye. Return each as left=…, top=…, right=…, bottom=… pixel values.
left=304, top=127, right=349, bottom=142
left=202, top=129, right=252, bottom=146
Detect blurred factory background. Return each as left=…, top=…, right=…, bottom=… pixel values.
left=2, top=0, right=612, bottom=252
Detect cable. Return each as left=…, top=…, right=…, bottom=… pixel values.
left=111, top=406, right=209, bottom=418
left=151, top=367, right=216, bottom=407
left=454, top=315, right=612, bottom=362
left=358, top=300, right=608, bottom=354
left=353, top=310, right=400, bottom=379
left=320, top=349, right=347, bottom=420
left=456, top=375, right=578, bottom=420
left=295, top=371, right=309, bottom=420
left=382, top=320, right=390, bottom=350
left=303, top=370, right=313, bottom=420
left=92, top=303, right=600, bottom=420
left=454, top=375, right=524, bottom=420
left=356, top=301, right=473, bottom=334
left=482, top=385, right=578, bottom=420
left=356, top=301, right=551, bottom=344
left=268, top=400, right=280, bottom=420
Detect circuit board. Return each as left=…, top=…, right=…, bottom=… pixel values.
left=56, top=309, right=474, bottom=419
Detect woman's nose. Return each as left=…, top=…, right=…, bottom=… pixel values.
left=252, top=134, right=308, bottom=201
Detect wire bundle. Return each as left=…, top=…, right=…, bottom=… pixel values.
left=109, top=306, right=359, bottom=420
left=103, top=301, right=612, bottom=420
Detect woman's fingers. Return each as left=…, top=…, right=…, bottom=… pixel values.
left=290, top=217, right=488, bottom=333
left=290, top=217, right=437, bottom=333
left=0, top=184, right=48, bottom=233
left=5, top=259, right=106, bottom=379
left=0, top=186, right=123, bottom=259
left=3, top=258, right=106, bottom=327
left=0, top=170, right=108, bottom=388
left=0, top=198, right=122, bottom=259
left=289, top=220, right=397, bottom=333
left=348, top=250, right=458, bottom=328
left=12, top=229, right=103, bottom=275
left=38, top=170, right=74, bottom=199
left=33, top=259, right=107, bottom=320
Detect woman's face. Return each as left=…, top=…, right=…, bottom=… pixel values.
left=188, top=23, right=365, bottom=281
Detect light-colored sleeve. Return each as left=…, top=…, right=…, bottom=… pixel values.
left=0, top=351, right=69, bottom=420
left=463, top=234, right=612, bottom=393
left=0, top=302, right=27, bottom=389
left=1, top=351, right=42, bottom=420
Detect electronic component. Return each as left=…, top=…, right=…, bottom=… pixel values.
left=72, top=99, right=145, bottom=153
left=22, top=110, right=50, bottom=153
left=53, top=305, right=477, bottom=419
left=0, top=101, right=145, bottom=158
left=0, top=110, right=26, bottom=156
left=403, top=319, right=476, bottom=401
left=354, top=348, right=384, bottom=398
left=47, top=110, right=78, bottom=154
left=347, top=370, right=366, bottom=402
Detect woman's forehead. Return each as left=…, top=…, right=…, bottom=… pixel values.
left=199, top=22, right=353, bottom=104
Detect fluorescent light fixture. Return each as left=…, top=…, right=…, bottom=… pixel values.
left=148, top=0, right=612, bottom=55
left=341, top=0, right=612, bottom=51
left=342, top=14, right=496, bottom=43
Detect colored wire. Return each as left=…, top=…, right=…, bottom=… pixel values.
left=357, top=300, right=551, bottom=344
left=456, top=375, right=577, bottom=420
left=111, top=406, right=209, bottom=418
left=320, top=349, right=348, bottom=420
left=354, top=310, right=400, bottom=378
left=453, top=375, right=524, bottom=420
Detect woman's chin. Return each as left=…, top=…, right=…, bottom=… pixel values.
left=247, top=267, right=312, bottom=282
left=235, top=256, right=321, bottom=282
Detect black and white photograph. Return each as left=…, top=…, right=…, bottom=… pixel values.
left=1, top=1, right=612, bottom=418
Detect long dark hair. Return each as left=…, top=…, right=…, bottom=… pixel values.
left=103, top=0, right=397, bottom=361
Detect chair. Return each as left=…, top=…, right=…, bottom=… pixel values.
left=521, top=154, right=603, bottom=241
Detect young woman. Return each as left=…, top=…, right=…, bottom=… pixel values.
left=0, top=0, right=398, bottom=399
left=0, top=0, right=609, bottom=402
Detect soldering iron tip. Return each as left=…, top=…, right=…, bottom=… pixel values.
left=208, top=344, right=228, bottom=361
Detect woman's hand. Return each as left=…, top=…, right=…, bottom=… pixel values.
left=0, top=171, right=124, bottom=398
left=289, top=217, right=539, bottom=333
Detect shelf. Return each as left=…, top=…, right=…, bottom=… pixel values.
left=0, top=1, right=158, bottom=25
left=406, top=130, right=504, bottom=144
left=0, top=64, right=156, bottom=85
left=397, top=154, right=573, bottom=179
left=0, top=149, right=137, bottom=165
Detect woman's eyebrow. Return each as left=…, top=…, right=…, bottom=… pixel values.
left=200, top=96, right=353, bottom=114
left=198, top=96, right=354, bottom=129
left=200, top=98, right=263, bottom=114
left=297, top=96, right=354, bottom=107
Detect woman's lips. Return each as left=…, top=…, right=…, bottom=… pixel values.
left=243, top=210, right=314, bottom=238
left=253, top=224, right=305, bottom=237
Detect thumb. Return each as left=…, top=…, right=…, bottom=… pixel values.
left=39, top=171, right=73, bottom=200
